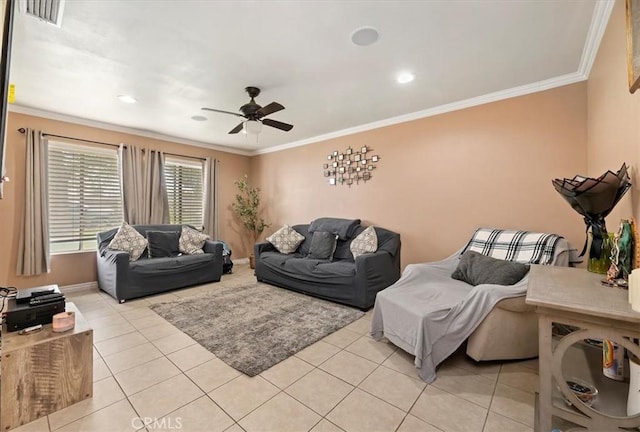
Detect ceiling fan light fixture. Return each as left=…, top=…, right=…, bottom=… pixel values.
left=244, top=120, right=262, bottom=135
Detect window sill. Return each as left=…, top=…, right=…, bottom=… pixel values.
left=50, top=250, right=96, bottom=257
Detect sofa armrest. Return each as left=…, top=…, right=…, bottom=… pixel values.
left=96, top=249, right=130, bottom=301
left=99, top=248, right=130, bottom=265
left=355, top=249, right=402, bottom=306
left=203, top=240, right=223, bottom=256
left=355, top=250, right=394, bottom=276
left=254, top=242, right=276, bottom=276
left=255, top=241, right=276, bottom=256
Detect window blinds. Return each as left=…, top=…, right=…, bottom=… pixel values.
left=48, top=142, right=123, bottom=246
left=164, top=157, right=204, bottom=228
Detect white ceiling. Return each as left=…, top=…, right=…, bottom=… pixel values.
left=9, top=0, right=611, bottom=155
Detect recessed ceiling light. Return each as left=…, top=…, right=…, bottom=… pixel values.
left=117, top=95, right=137, bottom=104
left=191, top=115, right=207, bottom=121
left=351, top=27, right=379, bottom=47
left=396, top=72, right=415, bottom=84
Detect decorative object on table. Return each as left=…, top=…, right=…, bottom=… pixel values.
left=560, top=377, right=599, bottom=407
left=627, top=0, right=640, bottom=93
left=603, top=339, right=625, bottom=381
left=232, top=174, right=269, bottom=269
left=628, top=353, right=640, bottom=415
left=633, top=218, right=640, bottom=268
left=605, top=219, right=635, bottom=286
left=52, top=311, right=75, bottom=333
left=552, top=163, right=632, bottom=273
left=629, top=268, right=640, bottom=311
left=150, top=282, right=364, bottom=376
left=324, top=146, right=379, bottom=186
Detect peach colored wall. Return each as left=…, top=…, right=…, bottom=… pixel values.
left=251, top=83, right=588, bottom=267
left=587, top=0, right=640, bottom=229
left=0, top=112, right=251, bottom=289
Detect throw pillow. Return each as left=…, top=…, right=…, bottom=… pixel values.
left=266, top=225, right=305, bottom=254
left=308, top=231, right=339, bottom=261
left=147, top=231, right=180, bottom=258
left=179, top=226, right=210, bottom=255
left=350, top=225, right=378, bottom=259
left=108, top=222, right=148, bottom=261
left=451, top=250, right=530, bottom=286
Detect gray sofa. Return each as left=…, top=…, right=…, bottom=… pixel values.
left=254, top=218, right=401, bottom=310
left=97, top=224, right=223, bottom=302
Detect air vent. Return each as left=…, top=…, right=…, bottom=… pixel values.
left=22, top=0, right=65, bottom=27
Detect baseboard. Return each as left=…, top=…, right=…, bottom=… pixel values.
left=234, top=257, right=249, bottom=264
left=59, top=281, right=99, bottom=294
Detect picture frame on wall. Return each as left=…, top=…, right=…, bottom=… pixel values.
left=627, top=0, right=640, bottom=93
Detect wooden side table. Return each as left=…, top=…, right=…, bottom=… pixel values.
left=0, top=302, right=93, bottom=431
left=526, top=265, right=640, bottom=431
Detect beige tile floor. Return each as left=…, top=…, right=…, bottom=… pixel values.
left=13, top=264, right=542, bottom=432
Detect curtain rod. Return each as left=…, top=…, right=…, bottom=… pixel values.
left=17, top=128, right=206, bottom=161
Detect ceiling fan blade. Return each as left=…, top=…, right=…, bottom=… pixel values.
left=257, top=102, right=284, bottom=118
left=263, top=118, right=293, bottom=132
left=228, top=122, right=244, bottom=134
left=202, top=107, right=244, bottom=117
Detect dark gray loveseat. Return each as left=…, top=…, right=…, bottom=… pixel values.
left=254, top=218, right=401, bottom=310
left=97, top=224, right=223, bottom=302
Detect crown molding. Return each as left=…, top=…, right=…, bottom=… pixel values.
left=253, top=72, right=586, bottom=155
left=8, top=104, right=253, bottom=156
left=253, top=1, right=613, bottom=156
left=10, top=2, right=613, bottom=159
left=578, top=0, right=615, bottom=78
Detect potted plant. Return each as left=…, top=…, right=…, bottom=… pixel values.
left=232, top=174, right=269, bottom=268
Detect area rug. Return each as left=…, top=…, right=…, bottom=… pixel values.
left=150, top=282, right=364, bottom=376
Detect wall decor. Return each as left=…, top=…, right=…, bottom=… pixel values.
left=324, top=146, right=380, bottom=186
left=628, top=0, right=640, bottom=93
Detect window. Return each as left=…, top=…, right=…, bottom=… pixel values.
left=48, top=142, right=123, bottom=253
left=164, top=156, right=204, bottom=227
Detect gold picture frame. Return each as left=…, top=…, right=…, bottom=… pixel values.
left=627, top=0, right=640, bottom=93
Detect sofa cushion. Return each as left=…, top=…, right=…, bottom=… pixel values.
left=147, top=231, right=180, bottom=258
left=350, top=226, right=378, bottom=259
left=308, top=231, right=338, bottom=260
left=130, top=254, right=214, bottom=275
left=451, top=251, right=530, bottom=286
left=179, top=226, right=209, bottom=255
left=108, top=222, right=148, bottom=261
left=260, top=251, right=299, bottom=267
left=314, top=260, right=356, bottom=277
left=308, top=217, right=361, bottom=240
left=267, top=225, right=305, bottom=254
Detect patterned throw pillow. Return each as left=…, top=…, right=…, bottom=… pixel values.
left=350, top=225, right=378, bottom=259
left=108, top=222, right=148, bottom=261
left=179, top=226, right=210, bottom=255
left=267, top=225, right=305, bottom=254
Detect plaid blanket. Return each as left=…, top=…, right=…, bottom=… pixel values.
left=462, top=228, right=562, bottom=265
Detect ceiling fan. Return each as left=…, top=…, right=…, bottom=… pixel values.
left=202, top=87, right=293, bottom=135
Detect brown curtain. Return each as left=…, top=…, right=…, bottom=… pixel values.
left=203, top=157, right=218, bottom=238
left=119, top=145, right=169, bottom=225
left=17, top=129, right=50, bottom=275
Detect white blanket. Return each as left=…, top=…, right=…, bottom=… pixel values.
left=370, top=255, right=530, bottom=383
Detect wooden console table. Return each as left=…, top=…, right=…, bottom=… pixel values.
left=0, top=302, right=93, bottom=431
left=526, top=265, right=640, bottom=431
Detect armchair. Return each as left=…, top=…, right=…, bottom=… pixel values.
left=370, top=228, right=573, bottom=383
